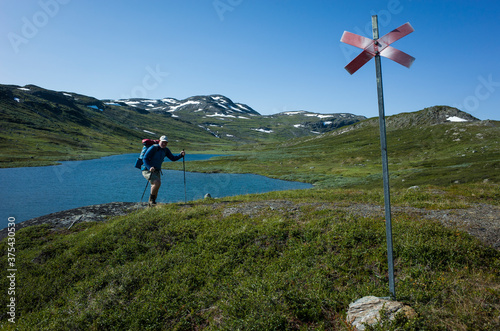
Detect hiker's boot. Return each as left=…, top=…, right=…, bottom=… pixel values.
left=148, top=194, right=157, bottom=207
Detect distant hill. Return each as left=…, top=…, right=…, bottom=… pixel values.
left=224, top=105, right=497, bottom=188
left=102, top=95, right=366, bottom=140
left=328, top=106, right=482, bottom=137
left=0, top=84, right=365, bottom=166
left=106, top=94, right=260, bottom=117
left=0, top=84, right=220, bottom=167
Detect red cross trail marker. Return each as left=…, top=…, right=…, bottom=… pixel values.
left=341, top=16, right=415, bottom=299
left=341, top=22, right=415, bottom=74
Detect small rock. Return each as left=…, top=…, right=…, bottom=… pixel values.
left=346, top=296, right=417, bottom=330
left=408, top=185, right=420, bottom=190
left=204, top=193, right=212, bottom=199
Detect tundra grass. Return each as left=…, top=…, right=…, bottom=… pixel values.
left=164, top=121, right=499, bottom=189
left=1, top=186, right=498, bottom=330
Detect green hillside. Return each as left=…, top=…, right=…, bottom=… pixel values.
left=1, top=84, right=369, bottom=167
left=0, top=85, right=233, bottom=168
left=166, top=107, right=499, bottom=189
left=172, top=108, right=365, bottom=143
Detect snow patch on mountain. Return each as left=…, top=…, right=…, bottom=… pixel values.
left=305, top=113, right=333, bottom=119
left=206, top=113, right=236, bottom=118
left=447, top=116, right=468, bottom=122
left=282, top=111, right=306, bottom=116
left=168, top=100, right=202, bottom=112
left=254, top=128, right=274, bottom=134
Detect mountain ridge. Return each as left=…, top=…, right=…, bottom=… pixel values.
left=0, top=83, right=367, bottom=166
left=107, top=94, right=260, bottom=118
left=324, top=105, right=482, bottom=138
left=0, top=83, right=490, bottom=168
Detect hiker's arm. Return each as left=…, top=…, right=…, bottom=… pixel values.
left=165, top=148, right=184, bottom=162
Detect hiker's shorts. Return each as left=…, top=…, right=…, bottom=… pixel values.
left=142, top=170, right=161, bottom=183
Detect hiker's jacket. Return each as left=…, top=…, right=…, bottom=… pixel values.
left=142, top=145, right=183, bottom=171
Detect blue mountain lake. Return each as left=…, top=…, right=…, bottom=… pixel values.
left=0, top=153, right=312, bottom=229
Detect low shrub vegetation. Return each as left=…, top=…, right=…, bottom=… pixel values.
left=1, top=187, right=498, bottom=330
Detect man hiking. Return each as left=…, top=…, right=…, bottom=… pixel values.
left=141, top=135, right=185, bottom=206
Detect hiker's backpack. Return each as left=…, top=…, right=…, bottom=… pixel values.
left=134, top=139, right=159, bottom=169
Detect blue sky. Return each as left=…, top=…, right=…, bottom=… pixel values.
left=1, top=0, right=499, bottom=120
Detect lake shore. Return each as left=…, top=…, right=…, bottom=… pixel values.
left=0, top=149, right=231, bottom=169
left=0, top=153, right=312, bottom=229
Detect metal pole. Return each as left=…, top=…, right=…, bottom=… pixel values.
left=182, top=150, right=187, bottom=203
left=372, top=15, right=396, bottom=299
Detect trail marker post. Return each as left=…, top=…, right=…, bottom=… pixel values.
left=341, top=15, right=415, bottom=299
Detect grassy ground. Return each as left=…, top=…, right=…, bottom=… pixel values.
left=0, top=185, right=498, bottom=330
left=165, top=121, right=499, bottom=189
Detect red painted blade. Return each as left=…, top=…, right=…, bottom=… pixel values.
left=345, top=49, right=375, bottom=75
left=380, top=46, right=415, bottom=68
left=341, top=22, right=415, bottom=73
left=340, top=31, right=373, bottom=50
left=378, top=22, right=414, bottom=47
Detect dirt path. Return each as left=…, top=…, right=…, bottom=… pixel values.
left=1, top=201, right=498, bottom=250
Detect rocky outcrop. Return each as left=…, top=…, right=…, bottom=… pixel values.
left=0, top=202, right=147, bottom=240
left=346, top=296, right=417, bottom=330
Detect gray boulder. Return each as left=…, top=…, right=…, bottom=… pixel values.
left=346, top=296, right=417, bottom=330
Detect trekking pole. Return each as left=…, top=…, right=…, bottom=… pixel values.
left=141, top=180, right=149, bottom=202
left=182, top=149, right=187, bottom=203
